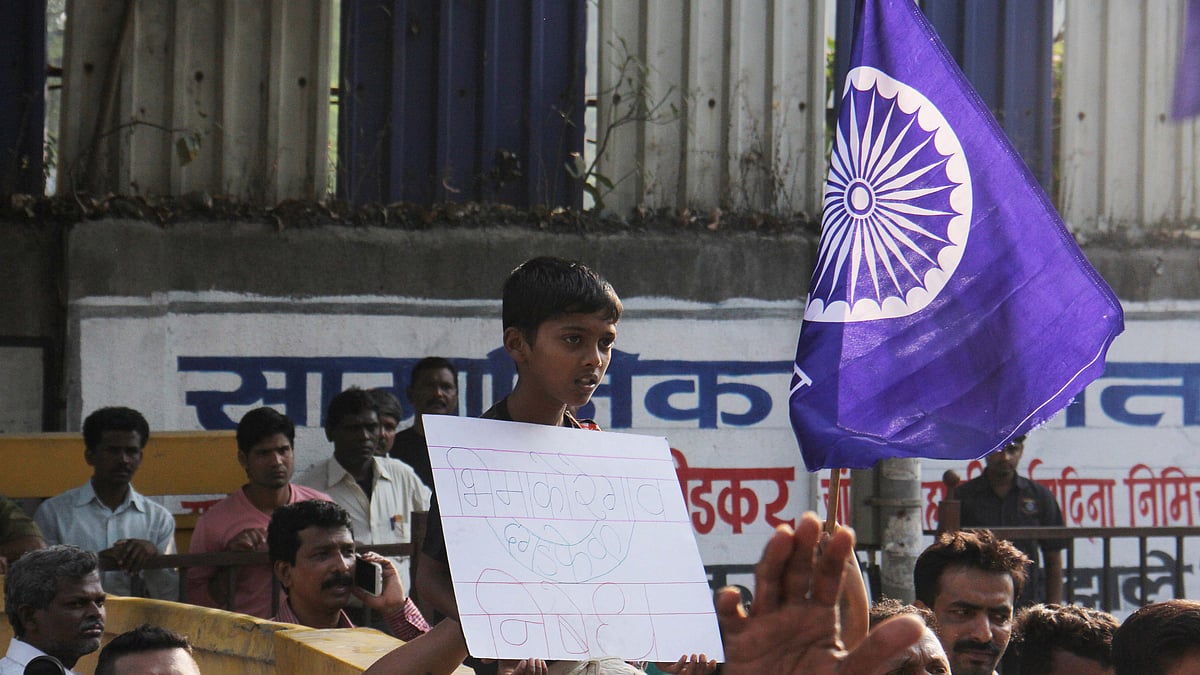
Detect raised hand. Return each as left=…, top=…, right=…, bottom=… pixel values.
left=716, top=513, right=924, bottom=675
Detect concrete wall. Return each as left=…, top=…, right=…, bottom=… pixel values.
left=62, top=220, right=818, bottom=303
left=0, top=221, right=65, bottom=432
left=0, top=588, right=473, bottom=674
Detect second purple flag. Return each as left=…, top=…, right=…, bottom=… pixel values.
left=789, top=0, right=1124, bottom=471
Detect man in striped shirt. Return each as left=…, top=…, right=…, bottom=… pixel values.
left=267, top=499, right=427, bottom=640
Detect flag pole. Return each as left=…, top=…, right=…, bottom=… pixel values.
left=824, top=468, right=841, bottom=534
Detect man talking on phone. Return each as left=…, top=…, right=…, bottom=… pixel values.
left=267, top=499, right=429, bottom=639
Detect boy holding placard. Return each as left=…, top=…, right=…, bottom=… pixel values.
left=416, top=257, right=861, bottom=672
left=417, top=256, right=622, bottom=624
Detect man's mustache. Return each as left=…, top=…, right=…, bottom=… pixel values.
left=952, top=639, right=1000, bottom=656
left=80, top=620, right=104, bottom=633
left=322, top=574, right=354, bottom=590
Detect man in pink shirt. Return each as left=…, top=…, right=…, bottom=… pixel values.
left=186, top=407, right=329, bottom=618
left=267, top=499, right=427, bottom=639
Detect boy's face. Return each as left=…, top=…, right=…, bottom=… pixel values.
left=508, top=310, right=617, bottom=411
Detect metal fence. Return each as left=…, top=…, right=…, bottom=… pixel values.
left=979, top=525, right=1198, bottom=613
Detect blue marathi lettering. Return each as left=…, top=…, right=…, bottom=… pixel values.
left=1065, top=362, right=1200, bottom=428
left=178, top=349, right=790, bottom=430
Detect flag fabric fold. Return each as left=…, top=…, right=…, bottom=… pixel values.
left=789, top=0, right=1124, bottom=471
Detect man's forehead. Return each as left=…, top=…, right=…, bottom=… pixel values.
left=96, top=430, right=143, bottom=448
left=248, top=433, right=291, bottom=453
left=337, top=410, right=378, bottom=425
left=414, top=367, right=456, bottom=384
left=936, top=566, right=1014, bottom=605
left=297, top=525, right=354, bottom=547
left=56, top=572, right=104, bottom=597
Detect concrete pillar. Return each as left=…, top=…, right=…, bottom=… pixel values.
left=877, top=457, right=923, bottom=602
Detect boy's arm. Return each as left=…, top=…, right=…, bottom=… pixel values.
left=416, top=551, right=459, bottom=620
left=415, top=495, right=460, bottom=619
left=362, top=617, right=469, bottom=675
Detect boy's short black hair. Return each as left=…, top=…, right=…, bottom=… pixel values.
left=83, top=407, right=150, bottom=450
left=502, top=257, right=622, bottom=336
left=268, top=499, right=354, bottom=565
left=236, top=407, right=295, bottom=453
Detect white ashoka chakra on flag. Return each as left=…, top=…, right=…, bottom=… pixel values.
left=806, top=66, right=971, bottom=323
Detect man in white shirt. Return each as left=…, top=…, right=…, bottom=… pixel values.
left=296, top=388, right=429, bottom=600
left=34, top=407, right=177, bottom=600
left=1, top=545, right=106, bottom=675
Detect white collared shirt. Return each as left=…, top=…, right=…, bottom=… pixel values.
left=296, top=456, right=430, bottom=590
left=0, top=637, right=81, bottom=675
left=34, top=481, right=177, bottom=600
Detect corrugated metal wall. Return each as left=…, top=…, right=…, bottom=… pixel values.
left=0, top=0, right=47, bottom=195
left=57, top=0, right=331, bottom=203
left=921, top=0, right=1055, bottom=191
left=338, top=0, right=586, bottom=207
left=833, top=0, right=1055, bottom=192
left=593, top=0, right=827, bottom=217
left=1060, top=0, right=1200, bottom=232
left=41, top=0, right=1200, bottom=227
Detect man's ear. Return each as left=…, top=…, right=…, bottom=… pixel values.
left=274, top=560, right=292, bottom=590
left=83, top=447, right=95, bottom=467
left=236, top=450, right=249, bottom=472
left=503, top=326, right=530, bottom=363
left=16, top=604, right=37, bottom=636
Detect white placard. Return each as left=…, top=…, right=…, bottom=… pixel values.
left=424, top=415, right=725, bottom=662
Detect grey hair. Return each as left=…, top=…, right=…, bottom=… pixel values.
left=5, top=545, right=99, bottom=637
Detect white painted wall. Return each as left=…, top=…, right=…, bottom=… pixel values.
left=75, top=293, right=1200, bottom=616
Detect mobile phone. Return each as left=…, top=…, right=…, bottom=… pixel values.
left=354, top=555, right=383, bottom=596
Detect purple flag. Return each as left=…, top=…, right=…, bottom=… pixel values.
left=789, top=0, right=1124, bottom=471
left=1174, top=0, right=1200, bottom=120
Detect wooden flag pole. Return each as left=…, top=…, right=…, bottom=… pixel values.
left=824, top=467, right=841, bottom=534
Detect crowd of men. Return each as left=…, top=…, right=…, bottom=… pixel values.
left=2, top=257, right=1198, bottom=674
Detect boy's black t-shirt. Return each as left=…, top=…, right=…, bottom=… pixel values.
left=420, top=397, right=592, bottom=564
